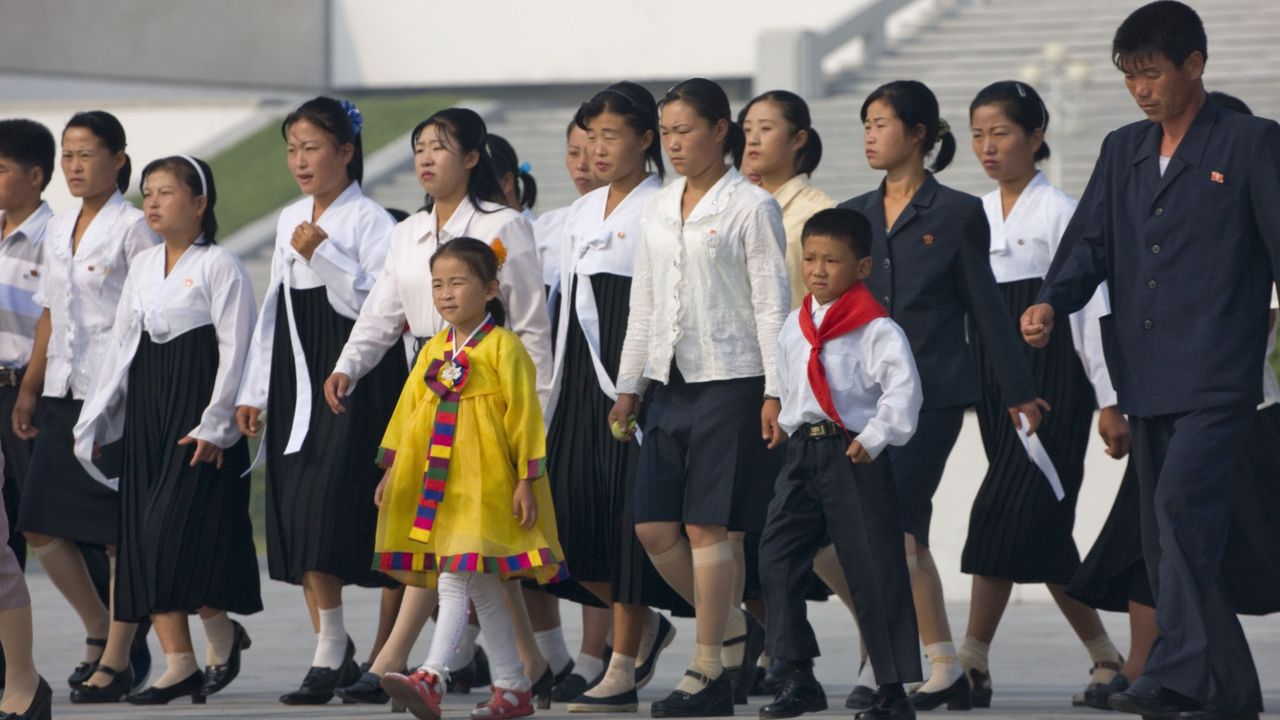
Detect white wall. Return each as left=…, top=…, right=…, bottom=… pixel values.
left=329, top=0, right=874, bottom=88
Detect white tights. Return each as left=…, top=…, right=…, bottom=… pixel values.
left=421, top=572, right=529, bottom=692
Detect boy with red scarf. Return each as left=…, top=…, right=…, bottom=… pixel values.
left=757, top=208, right=923, bottom=720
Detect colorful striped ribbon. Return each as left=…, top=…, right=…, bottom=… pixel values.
left=408, top=318, right=495, bottom=543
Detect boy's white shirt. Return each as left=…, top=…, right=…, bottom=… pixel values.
left=776, top=300, right=922, bottom=459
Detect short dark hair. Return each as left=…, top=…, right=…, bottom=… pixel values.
left=576, top=81, right=666, bottom=181
left=1113, top=1, right=1207, bottom=71
left=282, top=96, right=364, bottom=184
left=737, top=90, right=824, bottom=176
left=970, top=81, right=1051, bottom=162
left=429, top=236, right=507, bottom=327
left=64, top=110, right=131, bottom=193
left=1208, top=91, right=1252, bottom=116
left=801, top=208, right=873, bottom=260
left=861, top=80, right=955, bottom=173
left=0, top=119, right=55, bottom=191
left=140, top=156, right=218, bottom=244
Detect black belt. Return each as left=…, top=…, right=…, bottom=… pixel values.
left=800, top=420, right=846, bottom=439
left=0, top=367, right=22, bottom=388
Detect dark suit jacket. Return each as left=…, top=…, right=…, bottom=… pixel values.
left=841, top=174, right=1036, bottom=411
left=1039, top=99, right=1280, bottom=417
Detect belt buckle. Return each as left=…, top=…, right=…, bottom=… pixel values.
left=808, top=423, right=830, bottom=438
left=0, top=368, right=16, bottom=387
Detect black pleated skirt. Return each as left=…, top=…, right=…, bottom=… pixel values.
left=18, top=395, right=122, bottom=547
left=1069, top=404, right=1280, bottom=615
left=545, top=274, right=692, bottom=614
left=962, top=277, right=1094, bottom=584
left=115, top=327, right=262, bottom=622
left=265, top=286, right=406, bottom=588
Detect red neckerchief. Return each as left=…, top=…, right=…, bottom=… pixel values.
left=798, top=282, right=888, bottom=429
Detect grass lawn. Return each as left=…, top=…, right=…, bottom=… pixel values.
left=151, top=92, right=452, bottom=238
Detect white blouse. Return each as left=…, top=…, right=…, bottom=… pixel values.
left=36, top=191, right=160, bottom=399
left=776, top=309, right=922, bottom=460
left=73, top=243, right=256, bottom=488
left=616, top=167, right=789, bottom=398
left=982, top=172, right=1117, bottom=408
left=332, top=197, right=554, bottom=410
left=0, top=202, right=53, bottom=368
left=533, top=206, right=569, bottom=289
left=548, top=175, right=661, bottom=420
left=237, top=181, right=394, bottom=455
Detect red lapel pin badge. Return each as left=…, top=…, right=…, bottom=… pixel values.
left=1211, top=171, right=1225, bottom=184
left=922, top=233, right=935, bottom=246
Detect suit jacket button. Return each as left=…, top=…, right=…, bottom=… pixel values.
left=1154, top=207, right=1164, bottom=216
left=1144, top=320, right=1153, bottom=330
left=882, top=258, right=891, bottom=268
left=1149, top=280, right=1158, bottom=289
left=883, top=295, right=891, bottom=304
left=1151, top=244, right=1161, bottom=254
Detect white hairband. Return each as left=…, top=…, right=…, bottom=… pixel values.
left=179, top=155, right=207, bottom=196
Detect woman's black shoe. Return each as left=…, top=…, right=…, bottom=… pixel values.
left=335, top=671, right=390, bottom=704
left=66, top=637, right=106, bottom=689
left=532, top=666, right=555, bottom=709
left=126, top=670, right=207, bottom=705
left=651, top=670, right=735, bottom=718
left=857, top=693, right=917, bottom=720
left=552, top=671, right=593, bottom=702
left=202, top=620, right=252, bottom=697
left=279, top=636, right=356, bottom=705
left=568, top=686, right=640, bottom=713
left=750, top=657, right=786, bottom=698
left=0, top=676, right=52, bottom=719
left=759, top=672, right=827, bottom=719
left=966, top=668, right=991, bottom=708
left=448, top=645, right=493, bottom=694
left=907, top=674, right=972, bottom=711
left=69, top=665, right=134, bottom=704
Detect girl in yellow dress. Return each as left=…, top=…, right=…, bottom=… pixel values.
left=377, top=237, right=564, bottom=720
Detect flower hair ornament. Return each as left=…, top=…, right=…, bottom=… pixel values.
left=491, top=238, right=508, bottom=270
left=339, top=99, right=363, bottom=136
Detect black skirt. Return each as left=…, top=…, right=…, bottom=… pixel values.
left=1069, top=404, right=1280, bottom=615
left=962, top=278, right=1094, bottom=584
left=116, top=327, right=262, bottom=622
left=18, top=395, right=122, bottom=547
left=545, top=274, right=691, bottom=614
left=265, top=286, right=406, bottom=588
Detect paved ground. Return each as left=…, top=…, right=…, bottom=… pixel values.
left=27, top=569, right=1280, bottom=719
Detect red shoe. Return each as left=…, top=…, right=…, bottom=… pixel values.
left=381, top=669, right=444, bottom=720
left=470, top=685, right=535, bottom=719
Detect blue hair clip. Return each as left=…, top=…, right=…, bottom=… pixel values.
left=340, top=99, right=363, bottom=136
left=518, top=161, right=532, bottom=174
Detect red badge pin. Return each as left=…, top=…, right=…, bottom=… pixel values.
left=1210, top=171, right=1225, bottom=184
left=184, top=278, right=194, bottom=288
left=922, top=233, right=935, bottom=246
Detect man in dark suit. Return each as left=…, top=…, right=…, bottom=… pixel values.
left=1022, top=3, right=1280, bottom=718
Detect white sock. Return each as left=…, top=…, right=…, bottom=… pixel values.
left=574, top=652, right=604, bottom=681
left=676, top=644, right=722, bottom=694
left=534, top=627, right=573, bottom=676
left=958, top=636, right=990, bottom=674
left=312, top=605, right=347, bottom=669
left=1085, top=635, right=1121, bottom=684
left=919, top=642, right=962, bottom=693
left=756, top=652, right=770, bottom=670
left=721, top=609, right=747, bottom=667
left=154, top=652, right=199, bottom=689
left=857, top=657, right=877, bottom=688
left=584, top=654, right=635, bottom=697
left=201, top=611, right=236, bottom=667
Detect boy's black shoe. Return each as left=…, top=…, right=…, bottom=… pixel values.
left=856, top=692, right=916, bottom=720
left=1108, top=676, right=1201, bottom=718
left=758, top=663, right=826, bottom=719
left=651, top=670, right=734, bottom=718
left=750, top=658, right=787, bottom=697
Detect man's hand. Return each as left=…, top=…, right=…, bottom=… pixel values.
left=1021, top=303, right=1056, bottom=348
left=1097, top=406, right=1131, bottom=459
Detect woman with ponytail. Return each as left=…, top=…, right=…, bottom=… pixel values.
left=235, top=96, right=407, bottom=705
left=610, top=77, right=788, bottom=717
left=325, top=106, right=557, bottom=709
left=839, top=80, right=1042, bottom=714
left=488, top=134, right=539, bottom=219
left=12, top=110, right=160, bottom=704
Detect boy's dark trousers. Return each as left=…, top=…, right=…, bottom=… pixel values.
left=759, top=422, right=921, bottom=684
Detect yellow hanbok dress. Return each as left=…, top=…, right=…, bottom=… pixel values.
left=372, top=320, right=565, bottom=588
